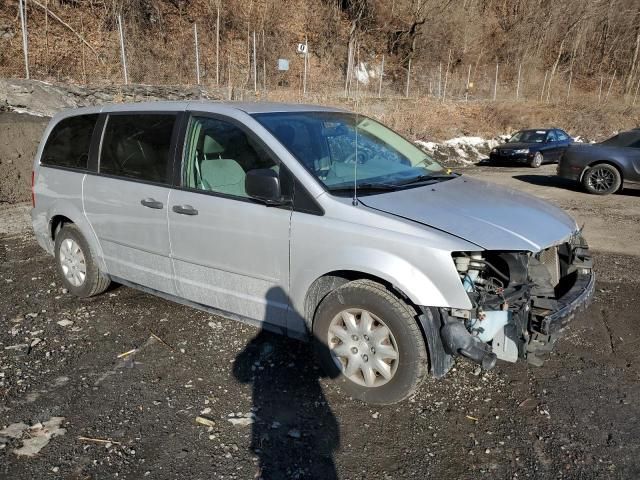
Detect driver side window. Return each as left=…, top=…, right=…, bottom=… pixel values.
left=546, top=130, right=558, bottom=142
left=182, top=116, right=278, bottom=198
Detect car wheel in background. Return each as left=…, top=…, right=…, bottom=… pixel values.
left=313, top=279, right=427, bottom=405
left=54, top=224, right=111, bottom=297
left=582, top=163, right=621, bottom=195
left=530, top=152, right=543, bottom=168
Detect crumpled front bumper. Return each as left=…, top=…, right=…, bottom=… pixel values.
left=535, top=271, right=596, bottom=335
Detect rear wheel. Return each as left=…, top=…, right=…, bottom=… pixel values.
left=530, top=152, right=543, bottom=168
left=54, top=224, right=110, bottom=297
left=582, top=163, right=621, bottom=195
left=313, top=279, right=427, bottom=405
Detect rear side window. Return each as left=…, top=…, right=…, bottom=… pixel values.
left=41, top=114, right=98, bottom=169
left=100, top=114, right=176, bottom=184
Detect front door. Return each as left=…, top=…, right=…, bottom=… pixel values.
left=84, top=112, right=179, bottom=294
left=168, top=114, right=292, bottom=328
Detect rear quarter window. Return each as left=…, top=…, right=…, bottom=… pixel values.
left=41, top=114, right=98, bottom=169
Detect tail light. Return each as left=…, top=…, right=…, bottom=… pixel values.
left=31, top=170, right=35, bottom=207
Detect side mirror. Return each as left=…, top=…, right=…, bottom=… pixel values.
left=245, top=168, right=283, bottom=205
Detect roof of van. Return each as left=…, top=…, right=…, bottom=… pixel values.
left=53, top=101, right=348, bottom=118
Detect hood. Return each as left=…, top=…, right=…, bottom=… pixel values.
left=360, top=176, right=577, bottom=251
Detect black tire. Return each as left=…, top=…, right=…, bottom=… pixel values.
left=582, top=163, right=621, bottom=195
left=530, top=152, right=543, bottom=168
left=313, top=279, right=427, bottom=405
left=54, top=224, right=110, bottom=297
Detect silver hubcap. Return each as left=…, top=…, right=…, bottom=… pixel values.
left=59, top=238, right=86, bottom=287
left=588, top=167, right=615, bottom=192
left=328, top=309, right=399, bottom=387
left=533, top=153, right=542, bottom=166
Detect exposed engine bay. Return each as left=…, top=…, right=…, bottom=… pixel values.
left=441, top=232, right=594, bottom=369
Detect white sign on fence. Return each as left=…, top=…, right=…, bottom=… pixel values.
left=278, top=59, right=289, bottom=71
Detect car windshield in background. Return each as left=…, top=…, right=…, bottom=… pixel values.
left=599, top=131, right=640, bottom=148
left=253, top=112, right=446, bottom=194
left=508, top=130, right=547, bottom=143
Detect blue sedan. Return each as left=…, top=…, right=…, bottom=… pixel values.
left=489, top=129, right=573, bottom=168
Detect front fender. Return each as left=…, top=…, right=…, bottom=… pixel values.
left=290, top=245, right=472, bottom=325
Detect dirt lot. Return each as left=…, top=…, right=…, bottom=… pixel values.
left=1, top=113, right=640, bottom=479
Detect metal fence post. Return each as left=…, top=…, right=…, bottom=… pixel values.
left=405, top=58, right=411, bottom=98
left=194, top=23, right=201, bottom=85
left=493, top=62, right=498, bottom=101
left=378, top=54, right=384, bottom=98
left=19, top=0, right=29, bottom=79
left=117, top=14, right=129, bottom=85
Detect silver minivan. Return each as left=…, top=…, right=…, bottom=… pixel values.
left=31, top=102, right=595, bottom=404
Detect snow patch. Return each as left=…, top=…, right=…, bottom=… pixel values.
left=416, top=136, right=502, bottom=165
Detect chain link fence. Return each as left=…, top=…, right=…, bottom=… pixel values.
left=2, top=1, right=639, bottom=106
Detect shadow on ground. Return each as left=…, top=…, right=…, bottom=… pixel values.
left=233, top=287, right=340, bottom=480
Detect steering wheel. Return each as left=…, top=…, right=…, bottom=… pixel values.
left=344, top=151, right=368, bottom=165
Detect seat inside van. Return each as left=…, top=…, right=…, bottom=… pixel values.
left=199, top=135, right=247, bottom=196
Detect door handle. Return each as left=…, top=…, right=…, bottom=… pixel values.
left=140, top=198, right=164, bottom=209
left=172, top=204, right=199, bottom=216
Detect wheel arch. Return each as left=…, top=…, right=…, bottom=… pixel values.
left=47, top=202, right=108, bottom=272
left=580, top=160, right=624, bottom=186
left=300, top=271, right=455, bottom=379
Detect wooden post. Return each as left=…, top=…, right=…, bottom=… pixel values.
left=566, top=70, right=572, bottom=102
left=215, top=2, right=220, bottom=86
left=194, top=23, right=201, bottom=85
left=378, top=54, right=384, bottom=98
left=516, top=63, right=522, bottom=100
left=117, top=14, right=128, bottom=85
left=19, top=0, right=29, bottom=79
left=405, top=58, right=411, bottom=98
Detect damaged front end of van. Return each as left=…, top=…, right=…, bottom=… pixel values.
left=423, top=231, right=594, bottom=376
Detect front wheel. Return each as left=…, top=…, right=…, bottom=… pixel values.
left=582, top=163, right=621, bottom=195
left=530, top=152, right=543, bottom=168
left=313, top=279, right=427, bottom=405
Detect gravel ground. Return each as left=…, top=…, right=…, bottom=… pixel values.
left=1, top=112, right=640, bottom=479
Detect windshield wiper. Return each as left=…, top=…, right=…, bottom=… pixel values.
left=328, top=182, right=398, bottom=193
left=394, top=172, right=459, bottom=186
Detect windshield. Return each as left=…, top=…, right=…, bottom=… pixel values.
left=599, top=131, right=640, bottom=148
left=508, top=130, right=547, bottom=143
left=252, top=112, right=446, bottom=194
